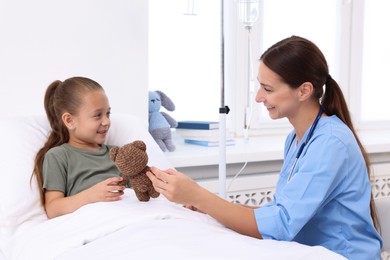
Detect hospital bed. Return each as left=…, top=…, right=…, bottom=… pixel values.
left=0, top=114, right=371, bottom=259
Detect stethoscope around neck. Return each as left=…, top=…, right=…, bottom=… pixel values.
left=287, top=106, right=324, bottom=182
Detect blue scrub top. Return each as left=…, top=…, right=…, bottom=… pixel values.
left=254, top=115, right=382, bottom=259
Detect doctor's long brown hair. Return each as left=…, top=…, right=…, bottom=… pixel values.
left=260, top=35, right=379, bottom=232
left=32, top=77, right=104, bottom=206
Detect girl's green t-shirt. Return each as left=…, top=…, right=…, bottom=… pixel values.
left=43, top=143, right=122, bottom=196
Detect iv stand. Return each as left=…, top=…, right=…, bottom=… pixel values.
left=219, top=0, right=229, bottom=199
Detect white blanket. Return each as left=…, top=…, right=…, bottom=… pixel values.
left=1, top=189, right=345, bottom=260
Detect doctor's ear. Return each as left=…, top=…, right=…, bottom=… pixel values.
left=298, top=82, right=314, bottom=101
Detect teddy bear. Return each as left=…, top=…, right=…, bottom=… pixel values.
left=148, top=90, right=178, bottom=152
left=109, top=140, right=160, bottom=202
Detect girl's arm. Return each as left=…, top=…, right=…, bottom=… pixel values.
left=147, top=167, right=262, bottom=239
left=45, top=176, right=125, bottom=219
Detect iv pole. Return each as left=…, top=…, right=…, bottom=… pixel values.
left=218, top=0, right=229, bottom=199
left=218, top=0, right=259, bottom=199
left=219, top=0, right=259, bottom=198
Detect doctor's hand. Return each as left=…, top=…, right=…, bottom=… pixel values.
left=146, top=167, right=203, bottom=207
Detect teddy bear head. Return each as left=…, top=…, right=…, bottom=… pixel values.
left=109, top=140, right=148, bottom=177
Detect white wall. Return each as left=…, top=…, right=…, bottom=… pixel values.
left=0, top=0, right=148, bottom=121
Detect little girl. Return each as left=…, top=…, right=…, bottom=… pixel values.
left=33, top=76, right=125, bottom=219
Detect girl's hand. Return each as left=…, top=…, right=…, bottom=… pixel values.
left=86, top=176, right=126, bottom=203
left=44, top=176, right=126, bottom=219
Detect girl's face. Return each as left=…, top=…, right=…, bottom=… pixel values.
left=255, top=61, right=300, bottom=120
left=66, top=90, right=111, bottom=150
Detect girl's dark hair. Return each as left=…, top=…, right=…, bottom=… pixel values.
left=32, top=76, right=104, bottom=206
left=260, top=35, right=379, bottom=232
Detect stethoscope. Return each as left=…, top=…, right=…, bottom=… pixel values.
left=287, top=106, right=324, bottom=182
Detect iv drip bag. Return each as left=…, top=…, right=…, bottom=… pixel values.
left=238, top=0, right=259, bottom=29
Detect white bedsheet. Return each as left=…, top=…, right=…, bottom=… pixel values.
left=1, top=189, right=345, bottom=260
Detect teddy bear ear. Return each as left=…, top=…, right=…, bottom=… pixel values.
left=132, top=140, right=146, bottom=151
left=109, top=147, right=119, bottom=161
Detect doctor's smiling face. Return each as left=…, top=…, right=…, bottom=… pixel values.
left=256, top=61, right=300, bottom=120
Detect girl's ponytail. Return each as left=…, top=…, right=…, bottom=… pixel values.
left=44, top=80, right=61, bottom=134
left=32, top=80, right=70, bottom=206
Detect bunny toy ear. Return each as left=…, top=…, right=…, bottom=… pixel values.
left=156, top=90, right=175, bottom=111
left=109, top=147, right=119, bottom=161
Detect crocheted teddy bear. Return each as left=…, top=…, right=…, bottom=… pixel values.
left=109, top=140, right=160, bottom=202
left=148, top=90, right=178, bottom=152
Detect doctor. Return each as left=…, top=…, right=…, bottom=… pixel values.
left=147, top=35, right=382, bottom=259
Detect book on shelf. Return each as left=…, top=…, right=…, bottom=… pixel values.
left=184, top=138, right=235, bottom=147
left=176, top=120, right=219, bottom=130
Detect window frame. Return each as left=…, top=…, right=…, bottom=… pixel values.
left=349, top=0, right=390, bottom=130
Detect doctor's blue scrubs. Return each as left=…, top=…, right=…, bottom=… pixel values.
left=254, top=115, right=382, bottom=259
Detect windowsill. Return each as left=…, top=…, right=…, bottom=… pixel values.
left=165, top=129, right=390, bottom=168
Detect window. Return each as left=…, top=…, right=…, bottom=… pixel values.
left=248, top=0, right=339, bottom=131
left=149, top=0, right=221, bottom=122
left=361, top=0, right=390, bottom=122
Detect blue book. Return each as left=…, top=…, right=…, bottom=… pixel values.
left=177, top=121, right=219, bottom=130
left=184, top=138, right=235, bottom=147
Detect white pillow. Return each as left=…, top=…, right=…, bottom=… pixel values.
left=0, top=115, right=49, bottom=234
left=0, top=114, right=172, bottom=235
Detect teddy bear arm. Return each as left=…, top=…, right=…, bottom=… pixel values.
left=130, top=175, right=152, bottom=193
left=149, top=189, right=160, bottom=199
left=143, top=169, right=160, bottom=198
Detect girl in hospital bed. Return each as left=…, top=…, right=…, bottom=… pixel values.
left=32, top=77, right=126, bottom=219
left=147, top=36, right=383, bottom=259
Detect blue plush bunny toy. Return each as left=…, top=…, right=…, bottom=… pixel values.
left=148, top=90, right=178, bottom=152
